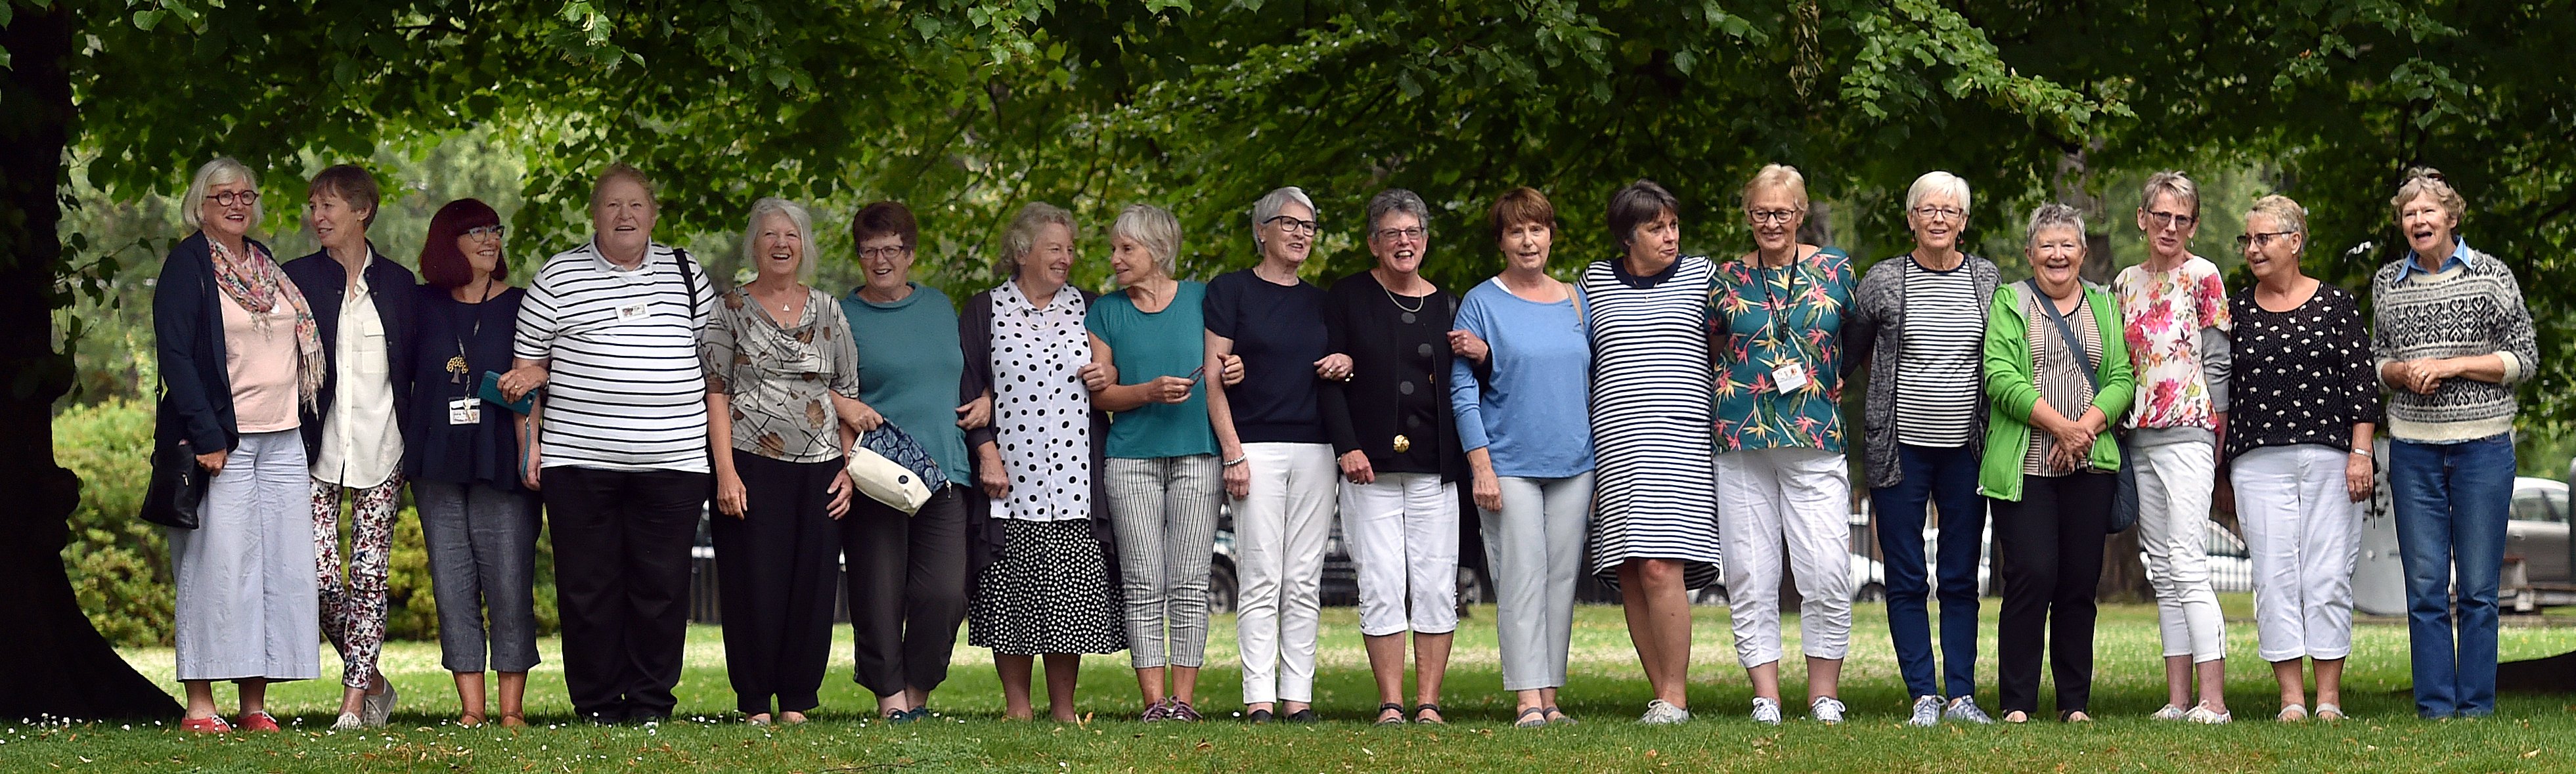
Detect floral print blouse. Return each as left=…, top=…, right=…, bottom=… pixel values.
left=1707, top=247, right=1856, bottom=454
left=2113, top=255, right=2231, bottom=432
left=701, top=285, right=862, bottom=463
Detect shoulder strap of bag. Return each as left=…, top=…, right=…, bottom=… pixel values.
left=2024, top=278, right=2100, bottom=393
left=671, top=246, right=705, bottom=322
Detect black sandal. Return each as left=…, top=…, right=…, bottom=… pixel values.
left=1375, top=702, right=1407, bottom=726
left=1413, top=703, right=1446, bottom=725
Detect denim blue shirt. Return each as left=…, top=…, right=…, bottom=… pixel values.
left=2393, top=237, right=2475, bottom=284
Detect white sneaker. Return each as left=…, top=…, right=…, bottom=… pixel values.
left=1905, top=695, right=1943, bottom=727
left=2150, top=703, right=2189, bottom=721
left=331, top=712, right=363, bottom=731
left=1810, top=697, right=1846, bottom=725
left=1639, top=699, right=1691, bottom=725
left=1944, top=697, right=1996, bottom=725
left=2185, top=705, right=2232, bottom=725
left=1750, top=697, right=1783, bottom=725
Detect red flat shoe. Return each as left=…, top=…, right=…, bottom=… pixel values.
left=236, top=711, right=282, bottom=732
left=179, top=716, right=232, bottom=734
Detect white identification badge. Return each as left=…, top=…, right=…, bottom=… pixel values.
left=449, top=397, right=483, bottom=425
left=617, top=302, right=649, bottom=321
left=1770, top=362, right=1811, bottom=394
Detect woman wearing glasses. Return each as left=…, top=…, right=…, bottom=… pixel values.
left=2223, top=194, right=2374, bottom=722
left=1318, top=188, right=1465, bottom=725
left=405, top=199, right=541, bottom=727
left=2114, top=171, right=2234, bottom=724
left=1708, top=164, right=1859, bottom=725
left=1204, top=186, right=1337, bottom=723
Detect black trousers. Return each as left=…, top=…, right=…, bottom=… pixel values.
left=711, top=452, right=841, bottom=715
left=842, top=484, right=972, bottom=699
left=543, top=465, right=709, bottom=722
left=1991, top=471, right=2113, bottom=716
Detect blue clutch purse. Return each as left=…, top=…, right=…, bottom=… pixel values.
left=860, top=422, right=948, bottom=493
left=479, top=371, right=536, bottom=414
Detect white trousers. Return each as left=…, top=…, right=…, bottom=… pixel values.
left=2135, top=440, right=2228, bottom=662
left=1340, top=472, right=1461, bottom=637
left=1232, top=442, right=1337, bottom=704
left=1715, top=448, right=1854, bottom=668
left=2229, top=445, right=2362, bottom=662
left=1480, top=473, right=1594, bottom=691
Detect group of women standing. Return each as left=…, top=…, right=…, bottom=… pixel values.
left=150, top=154, right=2533, bottom=731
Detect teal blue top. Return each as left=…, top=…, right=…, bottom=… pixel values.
left=839, top=282, right=973, bottom=484
left=1706, top=247, right=1858, bottom=454
left=1086, top=280, right=1219, bottom=460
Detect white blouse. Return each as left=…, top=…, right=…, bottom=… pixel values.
left=314, top=270, right=403, bottom=488
left=989, top=281, right=1092, bottom=522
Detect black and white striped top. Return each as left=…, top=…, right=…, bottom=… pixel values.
left=1894, top=256, right=1983, bottom=447
left=1581, top=255, right=1720, bottom=590
left=514, top=241, right=715, bottom=473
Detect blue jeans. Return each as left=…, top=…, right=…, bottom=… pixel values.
left=2389, top=434, right=2514, bottom=718
left=1873, top=443, right=1987, bottom=700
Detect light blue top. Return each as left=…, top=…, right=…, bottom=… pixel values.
left=2393, top=236, right=2476, bottom=282
left=1086, top=280, right=1218, bottom=460
left=1447, top=277, right=1595, bottom=479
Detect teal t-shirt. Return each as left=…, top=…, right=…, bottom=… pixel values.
left=1086, top=280, right=1219, bottom=460
left=1706, top=247, right=1857, bottom=454
left=839, top=282, right=973, bottom=484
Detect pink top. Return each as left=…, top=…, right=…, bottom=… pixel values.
left=221, top=289, right=301, bottom=433
left=2113, top=255, right=2231, bottom=431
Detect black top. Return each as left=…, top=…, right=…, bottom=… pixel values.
left=2223, top=282, right=2378, bottom=461
left=1319, top=270, right=1464, bottom=479
left=282, top=244, right=419, bottom=460
left=1202, top=268, right=1331, bottom=444
left=151, top=232, right=255, bottom=454
left=403, top=284, right=528, bottom=489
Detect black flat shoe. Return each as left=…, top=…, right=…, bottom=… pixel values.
left=1374, top=702, right=1407, bottom=726
left=1283, top=708, right=1319, bottom=723
left=1247, top=708, right=1274, bottom=724
left=1413, top=703, right=1446, bottom=725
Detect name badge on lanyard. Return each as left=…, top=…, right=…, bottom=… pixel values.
left=449, top=397, right=483, bottom=425
left=1769, top=362, right=1811, bottom=394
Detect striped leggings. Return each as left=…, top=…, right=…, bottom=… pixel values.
left=1103, top=455, right=1224, bottom=670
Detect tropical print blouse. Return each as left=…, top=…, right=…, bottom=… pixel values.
left=1707, top=247, right=1856, bottom=453
left=2112, top=255, right=2231, bottom=431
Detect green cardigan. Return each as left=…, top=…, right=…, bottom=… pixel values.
left=1977, top=281, right=2135, bottom=502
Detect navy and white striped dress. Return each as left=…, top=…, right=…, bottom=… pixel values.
left=1582, top=255, right=1720, bottom=590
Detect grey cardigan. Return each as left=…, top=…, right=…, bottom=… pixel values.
left=1842, top=253, right=2001, bottom=490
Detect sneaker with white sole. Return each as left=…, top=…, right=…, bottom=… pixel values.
left=1750, top=697, right=1783, bottom=725
left=1944, top=697, right=1996, bottom=725
left=2150, top=703, right=2188, bottom=721
left=2185, top=705, right=2232, bottom=725
left=360, top=679, right=399, bottom=727
left=1639, top=699, right=1691, bottom=725
left=1810, top=697, right=1846, bottom=725
left=1905, top=695, right=1943, bottom=727
left=331, top=712, right=363, bottom=731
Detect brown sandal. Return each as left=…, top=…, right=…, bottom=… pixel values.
left=499, top=713, right=528, bottom=728
left=456, top=712, right=487, bottom=727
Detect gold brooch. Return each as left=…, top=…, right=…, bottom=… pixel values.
left=1392, top=434, right=1411, bottom=454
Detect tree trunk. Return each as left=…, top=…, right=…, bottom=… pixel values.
left=0, top=5, right=181, bottom=720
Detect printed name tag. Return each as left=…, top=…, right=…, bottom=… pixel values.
left=1770, top=362, right=1811, bottom=394
left=449, top=397, right=483, bottom=425
left=617, top=303, right=649, bottom=321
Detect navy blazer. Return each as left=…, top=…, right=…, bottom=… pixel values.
left=281, top=244, right=419, bottom=462
left=152, top=232, right=257, bottom=454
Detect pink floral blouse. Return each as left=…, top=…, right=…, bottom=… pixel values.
left=2112, top=255, right=2231, bottom=431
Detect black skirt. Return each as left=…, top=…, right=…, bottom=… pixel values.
left=968, top=519, right=1127, bottom=655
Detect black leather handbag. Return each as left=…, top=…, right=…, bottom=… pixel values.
left=141, top=437, right=207, bottom=530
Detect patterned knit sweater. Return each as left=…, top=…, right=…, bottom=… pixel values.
left=2368, top=243, right=2538, bottom=442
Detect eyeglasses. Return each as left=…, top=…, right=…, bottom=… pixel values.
left=2234, top=230, right=2296, bottom=250
left=858, top=246, right=913, bottom=261
left=1911, top=205, right=1965, bottom=222
left=464, top=225, right=506, bottom=239
left=1264, top=215, right=1319, bottom=236
left=1747, top=208, right=1802, bottom=226
left=204, top=190, right=260, bottom=207
left=1373, top=226, right=1426, bottom=242
left=2143, top=211, right=2198, bottom=230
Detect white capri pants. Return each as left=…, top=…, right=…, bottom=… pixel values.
left=1716, top=448, right=1854, bottom=668
left=1341, top=472, right=1461, bottom=637
left=2135, top=439, right=2228, bottom=662
left=1480, top=472, right=1594, bottom=691
left=2229, top=444, right=2362, bottom=662
left=1232, top=442, right=1337, bottom=705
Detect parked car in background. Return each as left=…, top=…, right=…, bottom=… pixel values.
left=1207, top=502, right=1494, bottom=615
left=2505, top=476, right=2572, bottom=611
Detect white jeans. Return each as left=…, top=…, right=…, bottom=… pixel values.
left=1232, top=442, right=1337, bottom=704
left=2230, top=445, right=2362, bottom=662
left=1340, top=472, right=1460, bottom=637
left=1480, top=473, right=1594, bottom=691
left=1715, top=448, right=1854, bottom=668
left=2135, top=440, right=2227, bottom=662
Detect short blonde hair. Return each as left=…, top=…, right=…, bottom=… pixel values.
left=590, top=162, right=657, bottom=213
left=2390, top=167, right=2467, bottom=224
left=1111, top=204, right=1182, bottom=278
left=1741, top=163, right=1809, bottom=213
left=1905, top=171, right=1971, bottom=217
left=739, top=198, right=819, bottom=284
left=2246, top=194, right=2309, bottom=244
left=999, top=201, right=1077, bottom=276
left=182, top=157, right=261, bottom=231
left=2139, top=170, right=2200, bottom=217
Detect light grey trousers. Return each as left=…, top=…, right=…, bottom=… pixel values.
left=414, top=480, right=543, bottom=674
left=1478, top=472, right=1595, bottom=691
left=171, top=429, right=319, bottom=682
left=1103, top=455, right=1224, bottom=669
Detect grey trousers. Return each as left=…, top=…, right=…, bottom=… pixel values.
left=414, top=480, right=543, bottom=674
left=171, top=429, right=320, bottom=682
left=1103, top=455, right=1223, bottom=669
left=1478, top=472, right=1594, bottom=691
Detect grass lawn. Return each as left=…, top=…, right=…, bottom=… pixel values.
left=11, top=594, right=2576, bottom=772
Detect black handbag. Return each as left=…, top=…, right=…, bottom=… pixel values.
left=2023, top=280, right=2141, bottom=532
left=141, top=436, right=207, bottom=530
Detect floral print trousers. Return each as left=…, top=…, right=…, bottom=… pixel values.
left=314, top=476, right=403, bottom=689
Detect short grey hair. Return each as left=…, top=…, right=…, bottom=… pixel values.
left=999, top=201, right=1077, bottom=276
left=740, top=197, right=820, bottom=285
left=1365, top=188, right=1432, bottom=242
left=2247, top=194, right=2309, bottom=242
left=2139, top=170, right=2200, bottom=217
left=1250, top=186, right=1315, bottom=251
left=1112, top=204, right=1182, bottom=278
left=2025, top=202, right=2087, bottom=246
left=1905, top=171, right=1972, bottom=217
left=2390, top=167, right=2467, bottom=224
left=182, top=157, right=261, bottom=231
